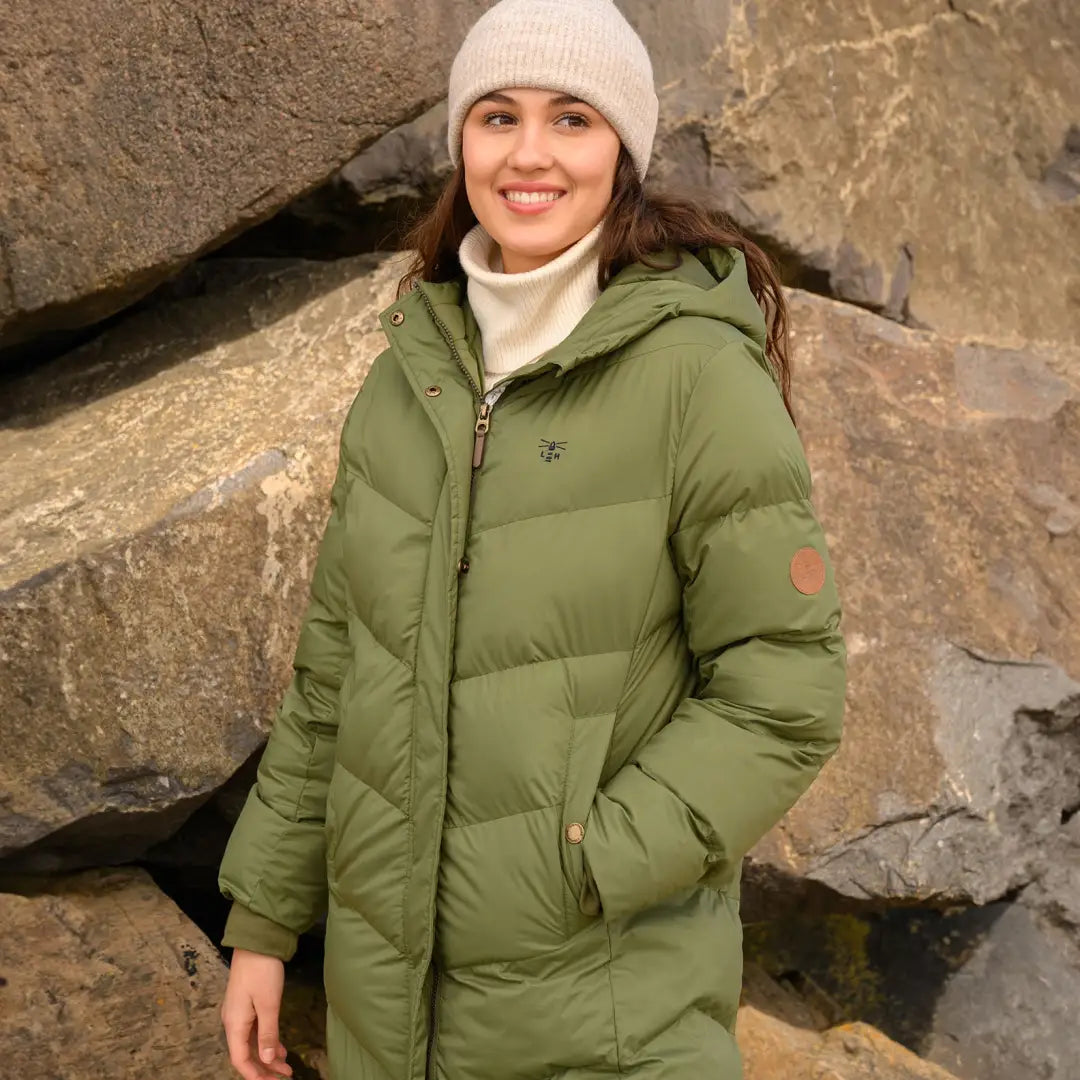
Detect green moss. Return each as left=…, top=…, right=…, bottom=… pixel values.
left=743, top=913, right=884, bottom=1022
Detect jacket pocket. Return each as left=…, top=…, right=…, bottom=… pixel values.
left=559, top=711, right=617, bottom=936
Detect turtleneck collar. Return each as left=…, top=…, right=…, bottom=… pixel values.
left=458, top=218, right=605, bottom=392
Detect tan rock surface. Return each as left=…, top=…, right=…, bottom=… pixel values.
left=739, top=1005, right=961, bottom=1080
left=635, top=0, right=1080, bottom=343
left=0, top=1, right=486, bottom=350
left=0, top=867, right=230, bottom=1078
left=752, top=289, right=1080, bottom=909
left=0, top=251, right=408, bottom=866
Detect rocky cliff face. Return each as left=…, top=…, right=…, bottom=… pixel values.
left=0, top=0, right=490, bottom=353
left=2, top=3, right=1078, bottom=1078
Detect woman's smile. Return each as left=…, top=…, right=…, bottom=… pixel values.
left=499, top=188, right=566, bottom=214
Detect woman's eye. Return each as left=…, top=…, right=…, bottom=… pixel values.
left=480, top=112, right=590, bottom=128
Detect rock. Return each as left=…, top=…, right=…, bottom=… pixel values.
left=635, top=0, right=1080, bottom=343
left=747, top=897, right=1080, bottom=1079
left=740, top=1010, right=963, bottom=1079
left=339, top=99, right=452, bottom=209
left=924, top=901, right=1080, bottom=1080
left=227, top=100, right=454, bottom=259
left=0, top=250, right=409, bottom=868
left=748, top=290, right=1080, bottom=922
left=743, top=896, right=1080, bottom=1077
left=0, top=1, right=487, bottom=352
left=739, top=965, right=961, bottom=1079
left=0, top=866, right=230, bottom=1078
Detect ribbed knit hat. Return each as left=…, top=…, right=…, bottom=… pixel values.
left=447, top=0, right=659, bottom=182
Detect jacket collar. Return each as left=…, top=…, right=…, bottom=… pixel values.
left=382, top=243, right=769, bottom=391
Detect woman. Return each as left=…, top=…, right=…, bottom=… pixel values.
left=218, top=1, right=846, bottom=1077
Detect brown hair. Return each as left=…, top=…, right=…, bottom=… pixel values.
left=397, top=144, right=794, bottom=421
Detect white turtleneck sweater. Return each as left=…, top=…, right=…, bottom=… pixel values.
left=457, top=218, right=605, bottom=393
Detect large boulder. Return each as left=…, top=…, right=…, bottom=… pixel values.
left=0, top=251, right=406, bottom=868
left=636, top=0, right=1080, bottom=342
left=750, top=289, right=1080, bottom=918
left=0, top=0, right=487, bottom=352
left=0, top=867, right=230, bottom=1078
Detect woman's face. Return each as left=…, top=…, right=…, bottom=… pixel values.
left=462, top=86, right=622, bottom=274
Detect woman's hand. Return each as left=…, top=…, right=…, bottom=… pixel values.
left=221, top=948, right=294, bottom=1079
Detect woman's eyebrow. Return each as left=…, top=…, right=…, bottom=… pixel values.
left=475, top=91, right=587, bottom=107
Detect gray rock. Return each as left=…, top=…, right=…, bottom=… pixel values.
left=635, top=0, right=1080, bottom=343
left=925, top=902, right=1080, bottom=1080
left=0, top=0, right=487, bottom=351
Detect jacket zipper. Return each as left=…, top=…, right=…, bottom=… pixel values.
left=416, top=289, right=509, bottom=564
left=415, top=290, right=499, bottom=1080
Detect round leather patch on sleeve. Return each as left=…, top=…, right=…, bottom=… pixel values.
left=790, top=546, right=826, bottom=595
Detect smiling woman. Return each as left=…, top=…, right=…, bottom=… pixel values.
left=461, top=87, right=622, bottom=273
left=216, top=1, right=846, bottom=1078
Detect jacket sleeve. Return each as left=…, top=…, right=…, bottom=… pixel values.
left=217, top=415, right=355, bottom=960
left=578, top=339, right=847, bottom=922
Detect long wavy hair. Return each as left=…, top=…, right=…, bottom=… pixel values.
left=397, top=144, right=794, bottom=422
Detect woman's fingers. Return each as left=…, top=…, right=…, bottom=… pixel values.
left=252, top=979, right=293, bottom=1075
left=254, top=994, right=281, bottom=1067
left=222, top=999, right=265, bottom=1080
left=246, top=1025, right=293, bottom=1078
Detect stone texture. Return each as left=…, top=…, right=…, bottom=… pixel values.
left=0, top=250, right=410, bottom=868
left=740, top=1008, right=962, bottom=1080
left=339, top=99, right=452, bottom=212
left=637, top=0, right=1080, bottom=343
left=231, top=99, right=454, bottom=259
left=0, top=867, right=230, bottom=1078
left=924, top=902, right=1080, bottom=1080
left=749, top=289, right=1080, bottom=921
left=0, top=0, right=487, bottom=351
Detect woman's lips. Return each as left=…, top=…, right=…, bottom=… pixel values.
left=499, top=191, right=566, bottom=215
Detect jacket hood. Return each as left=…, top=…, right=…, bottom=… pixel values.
left=404, top=243, right=768, bottom=389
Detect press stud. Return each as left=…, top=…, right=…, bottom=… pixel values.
left=390, top=310, right=405, bottom=325
left=424, top=385, right=442, bottom=397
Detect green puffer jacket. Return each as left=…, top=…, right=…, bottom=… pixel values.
left=218, top=242, right=846, bottom=1079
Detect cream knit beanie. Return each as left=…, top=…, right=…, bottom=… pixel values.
left=446, top=0, right=659, bottom=182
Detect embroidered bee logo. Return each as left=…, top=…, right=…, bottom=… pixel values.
left=539, top=439, right=568, bottom=463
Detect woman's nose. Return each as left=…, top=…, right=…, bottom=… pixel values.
left=505, top=121, right=555, bottom=171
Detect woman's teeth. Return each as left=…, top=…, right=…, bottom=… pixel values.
left=503, top=190, right=564, bottom=204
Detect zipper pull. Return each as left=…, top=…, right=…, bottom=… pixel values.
left=473, top=402, right=492, bottom=468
